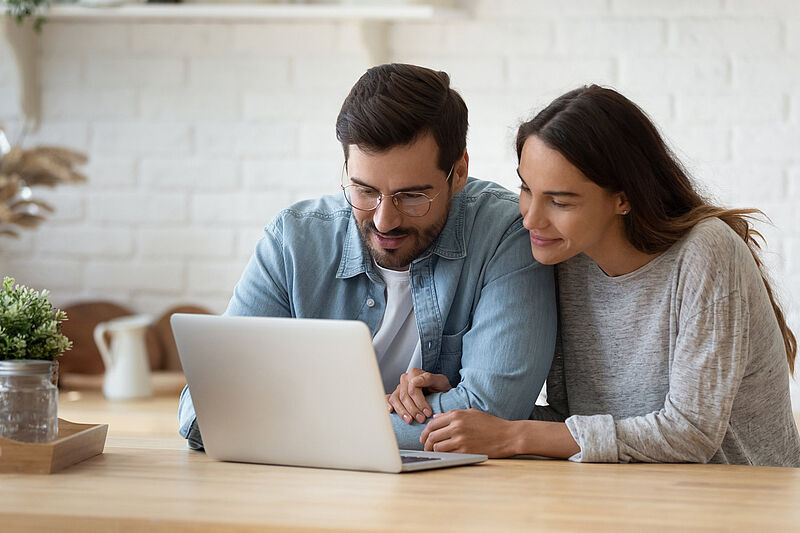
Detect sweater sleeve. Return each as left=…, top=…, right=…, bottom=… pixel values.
left=566, top=292, right=749, bottom=463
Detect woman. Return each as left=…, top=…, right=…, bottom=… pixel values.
left=419, top=85, right=800, bottom=466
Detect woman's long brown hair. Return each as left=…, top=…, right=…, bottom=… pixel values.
left=516, top=85, right=796, bottom=375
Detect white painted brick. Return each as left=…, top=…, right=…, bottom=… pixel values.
left=237, top=227, right=266, bottom=259
left=724, top=0, right=800, bottom=16
left=0, top=87, right=20, bottom=120
left=233, top=23, right=340, bottom=55
left=789, top=19, right=800, bottom=52
left=507, top=57, right=616, bottom=92
left=665, top=125, right=731, bottom=165
left=85, top=58, right=185, bottom=88
left=467, top=124, right=517, bottom=162
left=39, top=23, right=129, bottom=54
left=732, top=57, right=800, bottom=89
left=674, top=91, right=784, bottom=124
left=291, top=57, right=368, bottom=89
left=188, top=262, right=247, bottom=295
left=0, top=52, right=16, bottom=86
left=87, top=192, right=187, bottom=224
left=39, top=58, right=82, bottom=88
left=86, top=260, right=184, bottom=292
left=789, top=93, right=800, bottom=121
left=242, top=88, right=344, bottom=121
left=195, top=122, right=296, bottom=157
left=187, top=57, right=289, bottom=89
left=732, top=125, right=800, bottom=162
left=609, top=87, right=673, bottom=125
left=139, top=228, right=235, bottom=258
left=0, top=232, right=34, bottom=254
left=41, top=88, right=137, bottom=120
left=36, top=227, right=133, bottom=257
left=24, top=121, right=90, bottom=151
left=130, top=293, right=227, bottom=316
left=29, top=188, right=86, bottom=223
left=444, top=21, right=553, bottom=55
left=242, top=159, right=339, bottom=192
left=140, top=158, right=239, bottom=190
left=0, top=259, right=84, bottom=289
left=557, top=19, right=665, bottom=55
left=140, top=88, right=240, bottom=121
left=612, top=0, right=724, bottom=16
left=397, top=55, right=506, bottom=90
left=619, top=56, right=729, bottom=91
left=671, top=19, right=781, bottom=54
left=482, top=0, right=610, bottom=18
left=84, top=157, right=137, bottom=188
left=297, top=122, right=344, bottom=159
left=786, top=166, right=800, bottom=198
left=461, top=88, right=539, bottom=127
left=191, top=191, right=292, bottom=224
left=131, top=23, right=234, bottom=55
left=697, top=163, right=786, bottom=204
left=389, top=22, right=447, bottom=54
left=91, top=122, right=192, bottom=155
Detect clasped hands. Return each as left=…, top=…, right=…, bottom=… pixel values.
left=386, top=368, right=515, bottom=458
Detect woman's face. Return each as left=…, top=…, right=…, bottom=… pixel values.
left=517, top=135, right=629, bottom=266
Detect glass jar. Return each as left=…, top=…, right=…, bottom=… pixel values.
left=0, top=360, right=59, bottom=443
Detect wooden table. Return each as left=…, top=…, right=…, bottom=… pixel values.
left=0, top=389, right=798, bottom=532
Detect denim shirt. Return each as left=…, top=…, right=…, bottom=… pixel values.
left=179, top=178, right=557, bottom=450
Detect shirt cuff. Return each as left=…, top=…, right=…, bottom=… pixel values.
left=565, top=414, right=618, bottom=463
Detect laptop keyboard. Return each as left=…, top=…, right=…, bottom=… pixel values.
left=401, top=455, right=442, bottom=464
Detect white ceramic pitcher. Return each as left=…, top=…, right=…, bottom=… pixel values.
left=93, top=315, right=153, bottom=400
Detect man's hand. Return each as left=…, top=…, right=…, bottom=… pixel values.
left=386, top=368, right=452, bottom=424
left=419, top=408, right=517, bottom=458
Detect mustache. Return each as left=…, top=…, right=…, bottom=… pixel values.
left=363, top=222, right=416, bottom=238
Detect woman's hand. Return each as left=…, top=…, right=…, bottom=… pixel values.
left=419, top=409, right=518, bottom=458
left=387, top=368, right=452, bottom=424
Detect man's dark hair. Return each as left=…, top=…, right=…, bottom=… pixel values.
left=336, top=63, right=468, bottom=172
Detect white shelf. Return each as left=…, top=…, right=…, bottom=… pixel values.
left=3, top=2, right=465, bottom=129
left=45, top=3, right=463, bottom=22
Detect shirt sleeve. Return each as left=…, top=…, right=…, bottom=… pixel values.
left=566, top=292, right=749, bottom=463
left=392, top=223, right=558, bottom=449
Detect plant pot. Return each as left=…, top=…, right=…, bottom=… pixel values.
left=0, top=360, right=59, bottom=443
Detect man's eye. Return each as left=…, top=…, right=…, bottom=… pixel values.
left=551, top=200, right=569, bottom=208
left=355, top=187, right=378, bottom=196
left=397, top=193, right=429, bottom=205
left=518, top=184, right=530, bottom=193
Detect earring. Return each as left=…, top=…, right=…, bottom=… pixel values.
left=621, top=210, right=630, bottom=215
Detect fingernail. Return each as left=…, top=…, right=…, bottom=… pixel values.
left=387, top=405, right=392, bottom=412
left=403, top=414, right=411, bottom=423
left=424, top=409, right=432, bottom=417
left=415, top=413, right=426, bottom=423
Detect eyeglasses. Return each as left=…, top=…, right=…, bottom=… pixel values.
left=340, top=163, right=454, bottom=218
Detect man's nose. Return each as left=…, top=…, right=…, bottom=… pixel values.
left=372, top=198, right=403, bottom=233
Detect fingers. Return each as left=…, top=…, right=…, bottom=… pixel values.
left=410, top=372, right=452, bottom=393
left=385, top=394, right=393, bottom=413
left=388, top=390, right=413, bottom=425
left=395, top=371, right=429, bottom=424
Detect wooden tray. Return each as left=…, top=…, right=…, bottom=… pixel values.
left=0, top=419, right=108, bottom=474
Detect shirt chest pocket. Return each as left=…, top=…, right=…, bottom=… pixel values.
left=437, top=324, right=468, bottom=381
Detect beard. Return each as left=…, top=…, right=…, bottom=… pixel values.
left=356, top=199, right=451, bottom=270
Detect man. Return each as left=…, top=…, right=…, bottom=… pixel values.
left=179, top=63, right=556, bottom=450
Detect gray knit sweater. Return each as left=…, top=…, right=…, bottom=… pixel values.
left=531, top=218, right=800, bottom=467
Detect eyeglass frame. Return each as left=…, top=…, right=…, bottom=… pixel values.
left=340, top=161, right=455, bottom=218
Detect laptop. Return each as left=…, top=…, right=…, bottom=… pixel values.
left=171, top=314, right=488, bottom=473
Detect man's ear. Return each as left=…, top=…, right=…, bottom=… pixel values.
left=451, top=150, right=469, bottom=194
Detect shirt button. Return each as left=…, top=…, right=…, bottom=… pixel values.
left=427, top=341, right=432, bottom=349
left=366, top=298, right=375, bottom=307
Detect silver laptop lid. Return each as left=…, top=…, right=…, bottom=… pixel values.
left=172, top=314, right=404, bottom=473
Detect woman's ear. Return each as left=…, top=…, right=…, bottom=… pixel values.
left=451, top=150, right=469, bottom=194
left=616, top=192, right=631, bottom=216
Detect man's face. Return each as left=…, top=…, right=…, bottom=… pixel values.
left=345, top=132, right=467, bottom=271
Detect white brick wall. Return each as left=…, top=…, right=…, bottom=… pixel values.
left=1, top=0, right=799, bottom=405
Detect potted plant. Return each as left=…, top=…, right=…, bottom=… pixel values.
left=0, top=276, right=71, bottom=442
left=4, top=0, right=50, bottom=32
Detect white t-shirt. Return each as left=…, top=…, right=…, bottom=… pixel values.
left=371, top=263, right=422, bottom=393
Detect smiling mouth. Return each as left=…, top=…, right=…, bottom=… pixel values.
left=373, top=232, right=408, bottom=249
left=530, top=234, right=561, bottom=246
